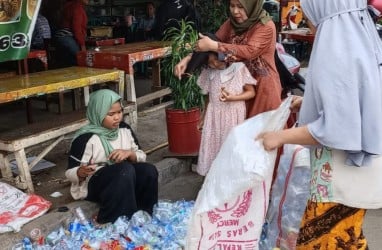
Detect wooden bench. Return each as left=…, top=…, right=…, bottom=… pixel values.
left=0, top=102, right=136, bottom=193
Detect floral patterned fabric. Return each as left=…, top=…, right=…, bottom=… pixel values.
left=308, top=147, right=382, bottom=209
left=310, top=147, right=334, bottom=203
left=196, top=62, right=256, bottom=176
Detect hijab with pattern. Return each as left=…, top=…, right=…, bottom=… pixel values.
left=230, top=0, right=272, bottom=35
left=72, top=89, right=121, bottom=157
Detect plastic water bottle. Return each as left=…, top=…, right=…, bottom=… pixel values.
left=69, top=218, right=82, bottom=237
left=113, top=216, right=130, bottom=234
left=130, top=210, right=152, bottom=227
left=11, top=243, right=24, bottom=250
left=74, top=207, right=93, bottom=231
left=22, top=238, right=33, bottom=250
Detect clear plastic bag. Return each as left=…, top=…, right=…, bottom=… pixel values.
left=260, top=144, right=310, bottom=250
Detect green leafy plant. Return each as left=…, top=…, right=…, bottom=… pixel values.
left=162, top=20, right=204, bottom=110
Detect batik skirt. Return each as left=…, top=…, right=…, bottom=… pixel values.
left=296, top=200, right=368, bottom=250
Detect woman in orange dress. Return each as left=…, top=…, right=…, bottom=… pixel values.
left=175, top=0, right=282, bottom=117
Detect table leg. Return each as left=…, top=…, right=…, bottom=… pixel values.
left=0, top=152, right=13, bottom=181
left=58, top=92, right=65, bottom=114
left=17, top=60, right=23, bottom=75
left=125, top=74, right=138, bottom=131
left=26, top=99, right=33, bottom=123
left=84, top=86, right=90, bottom=106
left=125, top=74, right=136, bottom=103
left=73, top=89, right=82, bottom=110
left=118, top=70, right=125, bottom=100
left=14, top=149, right=34, bottom=193
left=23, top=59, right=28, bottom=73
left=152, top=59, right=162, bottom=105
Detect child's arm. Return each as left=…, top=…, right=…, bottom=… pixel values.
left=219, top=84, right=255, bottom=102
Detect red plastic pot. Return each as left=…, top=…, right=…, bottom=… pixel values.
left=165, top=107, right=201, bottom=154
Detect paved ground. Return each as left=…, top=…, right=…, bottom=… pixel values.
left=0, top=77, right=381, bottom=249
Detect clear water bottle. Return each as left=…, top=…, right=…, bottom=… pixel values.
left=113, top=216, right=130, bottom=234
left=74, top=207, right=93, bottom=231
left=11, top=243, right=24, bottom=250
left=129, top=210, right=152, bottom=227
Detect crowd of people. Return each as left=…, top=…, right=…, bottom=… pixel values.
left=48, top=0, right=382, bottom=248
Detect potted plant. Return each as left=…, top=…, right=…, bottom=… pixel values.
left=162, top=20, right=204, bottom=154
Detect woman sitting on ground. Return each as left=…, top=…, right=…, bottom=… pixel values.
left=66, top=89, right=158, bottom=224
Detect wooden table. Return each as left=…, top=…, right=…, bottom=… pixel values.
left=77, top=41, right=172, bottom=126
left=0, top=67, right=124, bottom=105
left=279, top=28, right=315, bottom=44
left=0, top=67, right=127, bottom=193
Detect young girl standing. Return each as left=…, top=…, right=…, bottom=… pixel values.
left=193, top=52, right=256, bottom=176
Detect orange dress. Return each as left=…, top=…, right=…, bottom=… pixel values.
left=216, top=20, right=282, bottom=118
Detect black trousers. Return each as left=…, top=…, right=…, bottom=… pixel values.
left=86, top=161, right=158, bottom=223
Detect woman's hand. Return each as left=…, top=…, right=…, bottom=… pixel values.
left=195, top=33, right=219, bottom=52
left=77, top=162, right=96, bottom=181
left=290, top=95, right=303, bottom=113
left=174, top=54, right=192, bottom=80
left=256, top=131, right=284, bottom=151
left=108, top=149, right=136, bottom=163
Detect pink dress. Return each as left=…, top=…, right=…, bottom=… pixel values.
left=196, top=62, right=257, bottom=176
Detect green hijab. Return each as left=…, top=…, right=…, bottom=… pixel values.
left=73, top=89, right=122, bottom=157
left=230, top=0, right=272, bottom=35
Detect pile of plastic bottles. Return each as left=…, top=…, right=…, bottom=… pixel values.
left=12, top=200, right=194, bottom=250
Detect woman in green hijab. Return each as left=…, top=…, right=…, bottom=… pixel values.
left=175, top=0, right=282, bottom=118
left=65, top=89, right=158, bottom=224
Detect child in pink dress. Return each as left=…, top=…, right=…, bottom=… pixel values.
left=195, top=53, right=257, bottom=176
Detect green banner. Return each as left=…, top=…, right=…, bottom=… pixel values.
left=0, top=0, right=41, bottom=62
